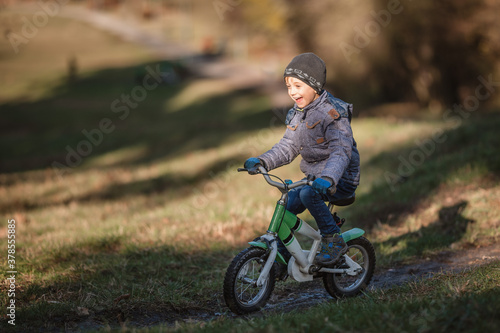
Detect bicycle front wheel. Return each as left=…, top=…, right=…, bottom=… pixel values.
left=223, top=247, right=276, bottom=314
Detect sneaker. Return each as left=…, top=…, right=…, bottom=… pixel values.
left=315, top=233, right=347, bottom=265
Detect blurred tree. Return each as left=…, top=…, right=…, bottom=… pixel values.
left=364, top=0, right=500, bottom=109
left=222, top=0, right=288, bottom=52
left=280, top=0, right=320, bottom=51
left=220, top=0, right=500, bottom=111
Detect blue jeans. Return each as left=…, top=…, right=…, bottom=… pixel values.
left=286, top=179, right=357, bottom=235
left=276, top=179, right=357, bottom=261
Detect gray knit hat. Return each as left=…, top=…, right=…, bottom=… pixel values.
left=283, top=53, right=326, bottom=93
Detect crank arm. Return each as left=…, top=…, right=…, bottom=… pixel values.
left=317, top=267, right=363, bottom=275
left=317, top=254, right=363, bottom=276
left=318, top=267, right=354, bottom=274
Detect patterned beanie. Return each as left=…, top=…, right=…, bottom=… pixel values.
left=283, top=53, right=326, bottom=93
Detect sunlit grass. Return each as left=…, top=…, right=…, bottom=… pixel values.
left=0, top=9, right=152, bottom=102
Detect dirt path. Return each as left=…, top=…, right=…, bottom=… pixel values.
left=71, top=243, right=499, bottom=331
left=58, top=4, right=192, bottom=59
left=57, top=3, right=289, bottom=106
left=217, top=242, right=500, bottom=319
left=259, top=242, right=500, bottom=316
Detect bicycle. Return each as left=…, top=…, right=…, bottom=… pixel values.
left=223, top=165, right=376, bottom=315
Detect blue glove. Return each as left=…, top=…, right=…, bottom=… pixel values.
left=244, top=157, right=262, bottom=169
left=312, top=178, right=333, bottom=195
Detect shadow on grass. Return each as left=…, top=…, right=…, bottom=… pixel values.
left=0, top=57, right=284, bottom=215
left=0, top=58, right=278, bottom=176
left=377, top=201, right=475, bottom=263
left=352, top=112, right=500, bottom=230
left=0, top=154, right=245, bottom=213
left=5, top=235, right=234, bottom=332
left=79, top=154, right=245, bottom=201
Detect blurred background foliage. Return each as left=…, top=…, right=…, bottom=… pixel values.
left=3, top=0, right=499, bottom=111
left=220, top=0, right=500, bottom=110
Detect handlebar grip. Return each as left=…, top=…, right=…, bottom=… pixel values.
left=238, top=167, right=260, bottom=175
left=306, top=174, right=316, bottom=181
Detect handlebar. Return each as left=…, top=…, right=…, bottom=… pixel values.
left=238, top=166, right=312, bottom=191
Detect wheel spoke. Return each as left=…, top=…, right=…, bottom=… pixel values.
left=235, top=258, right=267, bottom=304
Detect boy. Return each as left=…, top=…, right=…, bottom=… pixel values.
left=244, top=53, right=360, bottom=265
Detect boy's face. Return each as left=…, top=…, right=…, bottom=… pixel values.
left=285, top=77, right=319, bottom=108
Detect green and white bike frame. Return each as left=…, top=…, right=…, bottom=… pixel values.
left=246, top=166, right=366, bottom=284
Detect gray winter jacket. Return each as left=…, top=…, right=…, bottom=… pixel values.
left=258, top=91, right=360, bottom=187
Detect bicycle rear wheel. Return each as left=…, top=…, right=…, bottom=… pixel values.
left=323, top=236, right=376, bottom=298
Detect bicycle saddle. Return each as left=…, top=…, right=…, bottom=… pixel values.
left=329, top=195, right=355, bottom=207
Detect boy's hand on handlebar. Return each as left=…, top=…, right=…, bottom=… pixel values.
left=244, top=157, right=261, bottom=169
left=244, top=157, right=263, bottom=175
left=312, top=178, right=336, bottom=195
left=243, top=157, right=261, bottom=175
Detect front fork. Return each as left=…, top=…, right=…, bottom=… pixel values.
left=254, top=234, right=278, bottom=287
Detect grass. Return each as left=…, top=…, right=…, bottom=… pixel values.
left=0, top=9, right=152, bottom=102
left=1, top=6, right=500, bottom=332
left=158, top=261, right=500, bottom=333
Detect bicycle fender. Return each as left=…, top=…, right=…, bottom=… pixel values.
left=248, top=241, right=287, bottom=265
left=341, top=228, right=365, bottom=243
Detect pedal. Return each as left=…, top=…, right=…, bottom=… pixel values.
left=332, top=212, right=346, bottom=228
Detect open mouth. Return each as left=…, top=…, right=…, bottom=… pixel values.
left=295, top=97, right=303, bottom=104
